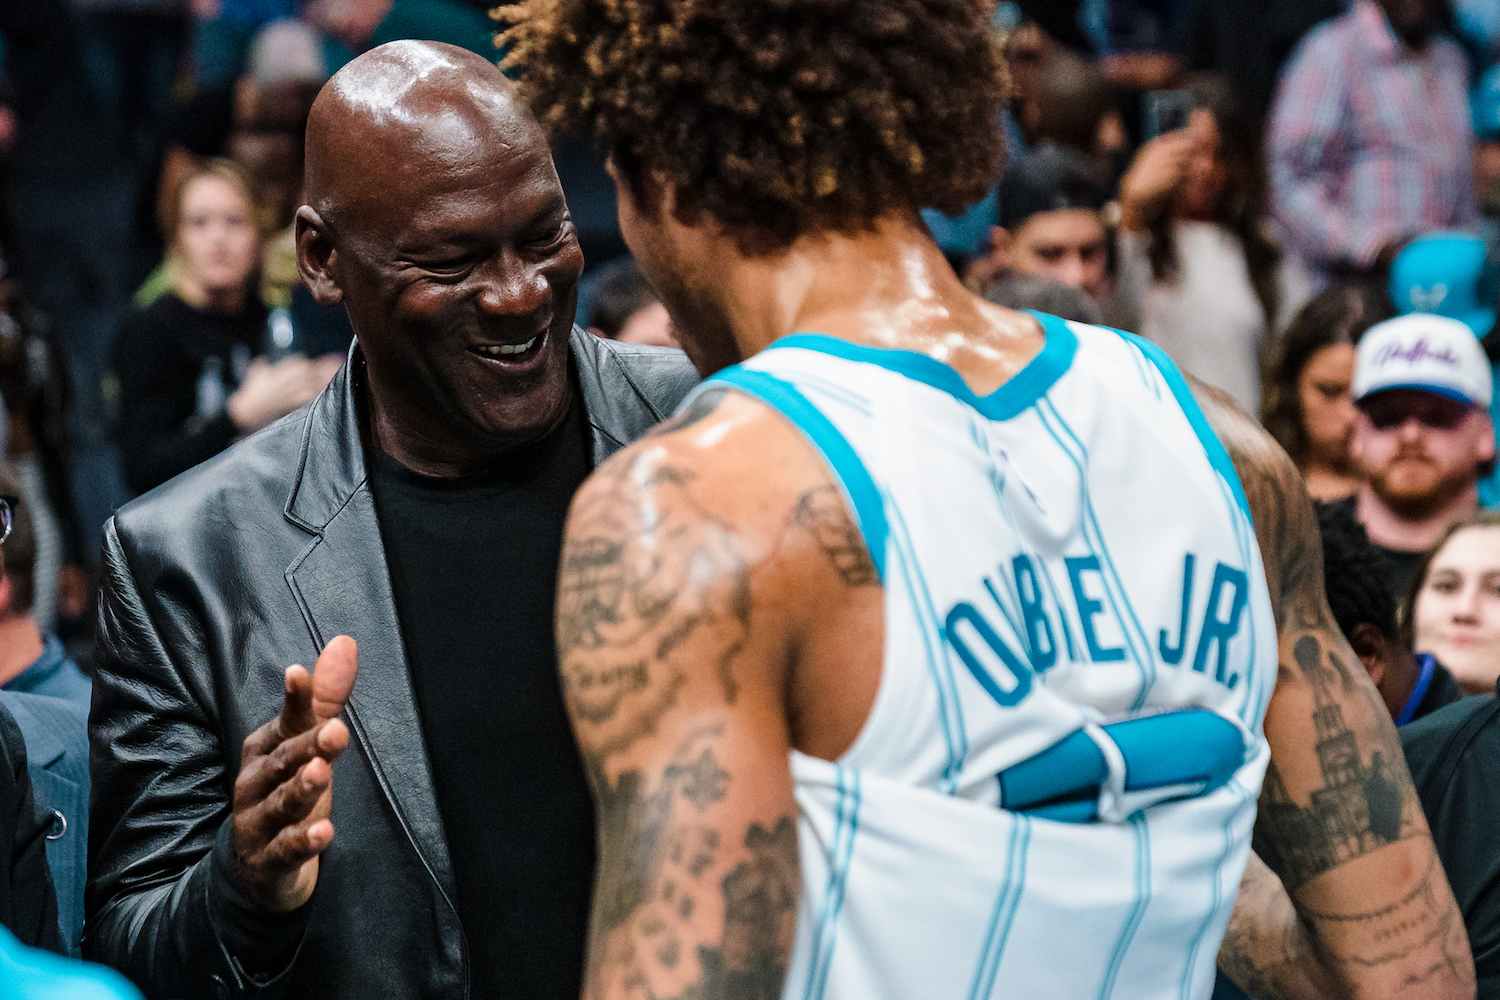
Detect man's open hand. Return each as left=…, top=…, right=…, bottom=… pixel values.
left=231, top=636, right=358, bottom=913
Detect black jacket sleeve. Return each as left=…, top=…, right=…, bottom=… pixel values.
left=112, top=309, right=240, bottom=497
left=0, top=700, right=64, bottom=954
left=86, top=517, right=308, bottom=999
left=1401, top=693, right=1500, bottom=994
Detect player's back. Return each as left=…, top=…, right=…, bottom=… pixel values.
left=681, top=312, right=1279, bottom=999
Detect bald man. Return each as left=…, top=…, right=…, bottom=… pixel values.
left=86, top=42, right=698, bottom=1000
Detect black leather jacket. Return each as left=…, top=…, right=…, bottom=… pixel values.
left=87, top=329, right=699, bottom=999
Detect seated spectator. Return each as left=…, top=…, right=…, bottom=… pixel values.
left=0, top=466, right=88, bottom=705
left=1116, top=74, right=1311, bottom=413
left=1315, top=498, right=1465, bottom=724
left=972, top=145, right=1113, bottom=304
left=0, top=493, right=61, bottom=957
left=1268, top=0, right=1475, bottom=286
left=982, top=271, right=1103, bottom=325
left=1348, top=314, right=1496, bottom=599
left=583, top=256, right=677, bottom=348
left=111, top=158, right=339, bottom=496
left=1262, top=285, right=1395, bottom=501
left=1387, top=232, right=1500, bottom=510
left=1405, top=512, right=1500, bottom=695
left=0, top=472, right=88, bottom=954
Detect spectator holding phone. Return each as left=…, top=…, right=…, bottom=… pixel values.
left=1116, top=75, right=1311, bottom=413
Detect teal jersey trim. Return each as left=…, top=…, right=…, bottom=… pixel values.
left=767, top=310, right=1078, bottom=421
left=702, top=368, right=888, bottom=581
left=1115, top=331, right=1253, bottom=522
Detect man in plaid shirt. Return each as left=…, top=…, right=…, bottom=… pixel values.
left=1268, top=0, right=1475, bottom=285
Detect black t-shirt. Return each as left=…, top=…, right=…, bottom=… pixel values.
left=1322, top=497, right=1427, bottom=603
left=368, top=397, right=596, bottom=1000
left=1401, top=681, right=1500, bottom=998
left=111, top=293, right=268, bottom=496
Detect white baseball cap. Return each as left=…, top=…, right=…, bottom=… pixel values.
left=1353, top=314, right=1493, bottom=408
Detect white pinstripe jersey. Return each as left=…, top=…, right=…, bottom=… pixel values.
left=682, top=314, right=1279, bottom=1000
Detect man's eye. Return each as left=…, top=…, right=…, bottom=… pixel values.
left=425, top=257, right=475, bottom=274
left=525, top=225, right=570, bottom=252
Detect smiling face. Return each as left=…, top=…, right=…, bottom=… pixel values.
left=1414, top=524, right=1500, bottom=693
left=300, top=43, right=584, bottom=473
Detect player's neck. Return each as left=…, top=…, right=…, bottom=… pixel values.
left=717, top=213, right=1042, bottom=392
left=1356, top=483, right=1478, bottom=553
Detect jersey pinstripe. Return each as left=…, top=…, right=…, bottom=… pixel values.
left=680, top=313, right=1279, bottom=1000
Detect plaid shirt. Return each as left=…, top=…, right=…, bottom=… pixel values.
left=1268, top=1, right=1475, bottom=278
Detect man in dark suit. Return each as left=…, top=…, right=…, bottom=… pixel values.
left=0, top=492, right=62, bottom=957
left=86, top=41, right=699, bottom=1000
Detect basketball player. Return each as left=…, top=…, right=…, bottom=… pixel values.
left=501, top=1, right=1474, bottom=997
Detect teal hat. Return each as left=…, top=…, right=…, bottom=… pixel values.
left=1388, top=232, right=1498, bottom=337
left=1474, top=64, right=1500, bottom=141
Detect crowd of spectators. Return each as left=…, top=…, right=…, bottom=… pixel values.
left=0, top=0, right=1496, bottom=996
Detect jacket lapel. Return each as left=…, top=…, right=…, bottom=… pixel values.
left=281, top=351, right=458, bottom=905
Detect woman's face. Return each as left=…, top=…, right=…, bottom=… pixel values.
left=176, top=175, right=258, bottom=300
left=1414, top=525, right=1500, bottom=694
left=1174, top=109, right=1228, bottom=222
left=1296, top=343, right=1358, bottom=469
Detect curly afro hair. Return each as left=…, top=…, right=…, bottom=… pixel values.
left=496, top=0, right=1009, bottom=252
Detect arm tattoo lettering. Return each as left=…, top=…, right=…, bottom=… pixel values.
left=792, top=486, right=879, bottom=588
left=558, top=462, right=751, bottom=758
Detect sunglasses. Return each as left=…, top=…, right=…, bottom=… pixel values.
left=0, top=495, right=15, bottom=546
left=1358, top=392, right=1474, bottom=431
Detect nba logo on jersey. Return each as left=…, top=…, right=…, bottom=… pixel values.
left=684, top=313, right=1279, bottom=1000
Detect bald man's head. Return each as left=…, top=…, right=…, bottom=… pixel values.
left=295, top=39, right=585, bottom=477
left=305, top=41, right=543, bottom=235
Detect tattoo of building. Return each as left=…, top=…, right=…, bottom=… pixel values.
left=1253, top=638, right=1405, bottom=887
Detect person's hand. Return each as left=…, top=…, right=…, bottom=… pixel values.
left=230, top=636, right=358, bottom=913
left=227, top=356, right=336, bottom=434
left=1118, top=130, right=1194, bottom=232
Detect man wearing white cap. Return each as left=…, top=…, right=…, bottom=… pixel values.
left=1350, top=314, right=1496, bottom=598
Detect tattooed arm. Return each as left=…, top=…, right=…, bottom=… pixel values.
left=1194, top=382, right=1474, bottom=1000
left=558, top=390, right=876, bottom=1000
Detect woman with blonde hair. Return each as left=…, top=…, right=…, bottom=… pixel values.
left=111, top=158, right=337, bottom=496
left=1404, top=511, right=1500, bottom=696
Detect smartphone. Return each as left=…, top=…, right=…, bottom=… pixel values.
left=1141, top=90, right=1193, bottom=141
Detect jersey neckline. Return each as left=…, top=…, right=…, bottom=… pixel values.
left=762, top=310, right=1077, bottom=420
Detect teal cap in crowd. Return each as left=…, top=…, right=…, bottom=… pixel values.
left=1388, top=232, right=1498, bottom=337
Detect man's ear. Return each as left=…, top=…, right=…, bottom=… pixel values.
left=296, top=205, right=344, bottom=307
left=1346, top=621, right=1389, bottom=688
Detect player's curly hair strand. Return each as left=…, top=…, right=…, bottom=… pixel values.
left=495, top=0, right=1008, bottom=252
